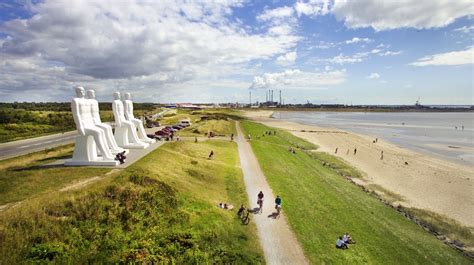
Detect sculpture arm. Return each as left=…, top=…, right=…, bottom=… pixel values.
left=112, top=102, right=122, bottom=127
left=72, top=100, right=86, bottom=136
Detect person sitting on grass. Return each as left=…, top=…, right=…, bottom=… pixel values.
left=343, top=233, right=355, bottom=244
left=336, top=237, right=348, bottom=249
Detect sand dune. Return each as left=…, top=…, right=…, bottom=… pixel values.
left=244, top=111, right=474, bottom=227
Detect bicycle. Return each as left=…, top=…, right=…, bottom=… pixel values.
left=257, top=199, right=263, bottom=214
left=238, top=205, right=251, bottom=225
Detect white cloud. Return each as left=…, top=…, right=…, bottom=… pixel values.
left=295, top=0, right=331, bottom=17
left=345, top=37, right=372, bottom=44
left=249, top=68, right=346, bottom=89
left=324, top=52, right=369, bottom=64
left=379, top=50, right=403, bottom=56
left=410, top=47, right=474, bottom=66
left=276, top=51, right=297, bottom=65
left=0, top=0, right=301, bottom=102
left=257, top=6, right=294, bottom=22
left=453, top=25, right=474, bottom=33
left=366, top=72, right=380, bottom=79
left=333, top=0, right=474, bottom=31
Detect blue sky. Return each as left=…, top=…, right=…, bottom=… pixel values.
left=0, top=0, right=472, bottom=104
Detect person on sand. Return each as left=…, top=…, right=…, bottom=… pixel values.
left=353, top=148, right=357, bottom=155
left=380, top=150, right=384, bottom=160
left=208, top=150, right=214, bottom=160
left=336, top=237, right=348, bottom=249
left=335, top=147, right=338, bottom=154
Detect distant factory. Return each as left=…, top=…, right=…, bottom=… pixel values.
left=249, top=89, right=283, bottom=108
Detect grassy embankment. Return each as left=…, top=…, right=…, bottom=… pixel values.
left=241, top=120, right=471, bottom=264
left=0, top=131, right=263, bottom=262
left=159, top=109, right=239, bottom=137
left=0, top=144, right=110, bottom=205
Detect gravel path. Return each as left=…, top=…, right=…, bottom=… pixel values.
left=236, top=122, right=309, bottom=265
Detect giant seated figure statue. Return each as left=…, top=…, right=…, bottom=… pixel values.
left=123, top=92, right=155, bottom=144
left=86, top=89, right=128, bottom=155
left=112, top=92, right=149, bottom=149
left=65, top=87, right=118, bottom=166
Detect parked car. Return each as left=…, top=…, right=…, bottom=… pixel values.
left=180, top=120, right=192, bottom=126
left=155, top=130, right=171, bottom=137
left=164, top=126, right=177, bottom=132
left=172, top=125, right=183, bottom=130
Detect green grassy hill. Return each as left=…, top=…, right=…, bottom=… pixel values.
left=0, top=139, right=263, bottom=263
left=241, top=121, right=471, bottom=264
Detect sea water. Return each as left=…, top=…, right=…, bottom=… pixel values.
left=272, top=111, right=474, bottom=165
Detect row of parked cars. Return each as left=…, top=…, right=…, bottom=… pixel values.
left=147, top=120, right=192, bottom=141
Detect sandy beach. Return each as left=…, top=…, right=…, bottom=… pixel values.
left=244, top=111, right=474, bottom=228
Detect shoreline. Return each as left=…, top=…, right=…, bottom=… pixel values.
left=243, top=110, right=474, bottom=228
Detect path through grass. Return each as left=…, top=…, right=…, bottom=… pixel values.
left=241, top=121, right=470, bottom=264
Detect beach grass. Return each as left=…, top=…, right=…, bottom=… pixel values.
left=0, top=144, right=110, bottom=205
left=241, top=120, right=471, bottom=264
left=0, top=139, right=263, bottom=263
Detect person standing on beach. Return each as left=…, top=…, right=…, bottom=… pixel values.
left=380, top=150, right=384, bottom=160
left=354, top=148, right=357, bottom=155
left=335, top=147, right=338, bottom=154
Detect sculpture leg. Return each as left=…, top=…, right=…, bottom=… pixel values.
left=132, top=118, right=154, bottom=143
left=97, top=123, right=123, bottom=152
left=84, top=127, right=114, bottom=160
left=124, top=121, right=143, bottom=144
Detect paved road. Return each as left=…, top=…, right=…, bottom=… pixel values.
left=0, top=131, right=78, bottom=160
left=236, top=122, right=309, bottom=265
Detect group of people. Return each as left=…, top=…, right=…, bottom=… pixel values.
left=256, top=191, right=282, bottom=216
left=336, top=233, right=355, bottom=249
left=288, top=146, right=297, bottom=154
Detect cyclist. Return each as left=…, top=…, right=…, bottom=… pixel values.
left=275, top=195, right=282, bottom=217
left=257, top=191, right=264, bottom=213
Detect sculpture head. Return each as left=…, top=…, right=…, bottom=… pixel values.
left=124, top=92, right=131, bottom=100
left=74, top=86, right=85, bottom=98
left=113, top=92, right=121, bottom=100
left=86, top=89, right=96, bottom=99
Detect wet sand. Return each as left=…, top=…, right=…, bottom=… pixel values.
left=244, top=111, right=474, bottom=228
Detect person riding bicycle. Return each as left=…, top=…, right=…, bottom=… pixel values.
left=257, top=191, right=264, bottom=212
left=275, top=195, right=282, bottom=210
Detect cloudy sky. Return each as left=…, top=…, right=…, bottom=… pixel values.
left=0, top=0, right=473, bottom=104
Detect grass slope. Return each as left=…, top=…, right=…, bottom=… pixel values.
left=0, top=144, right=110, bottom=205
left=0, top=139, right=263, bottom=263
left=241, top=121, right=470, bottom=264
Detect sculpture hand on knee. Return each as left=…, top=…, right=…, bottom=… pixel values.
left=86, top=89, right=127, bottom=154
left=112, top=92, right=149, bottom=149
left=123, top=92, right=155, bottom=143
left=71, top=87, right=115, bottom=161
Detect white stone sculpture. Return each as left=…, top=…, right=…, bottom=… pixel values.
left=65, top=87, right=118, bottom=166
left=123, top=92, right=155, bottom=144
left=112, top=92, right=149, bottom=149
left=86, top=89, right=128, bottom=155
